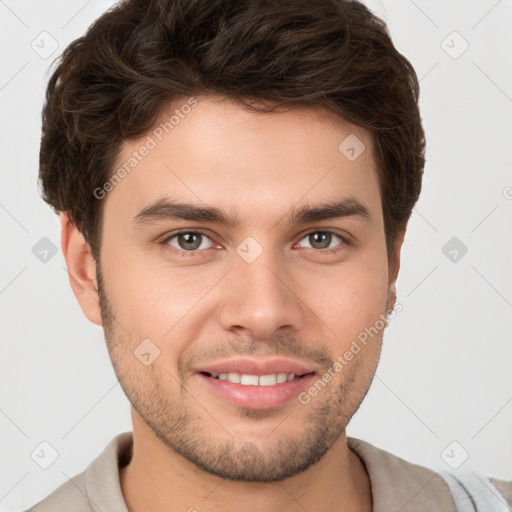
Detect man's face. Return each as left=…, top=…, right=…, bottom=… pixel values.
left=95, top=95, right=398, bottom=481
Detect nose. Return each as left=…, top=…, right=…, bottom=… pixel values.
left=217, top=246, right=305, bottom=340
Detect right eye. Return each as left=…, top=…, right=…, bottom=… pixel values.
left=162, top=230, right=217, bottom=255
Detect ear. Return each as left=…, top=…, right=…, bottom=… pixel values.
left=60, top=212, right=103, bottom=326
left=386, top=225, right=406, bottom=312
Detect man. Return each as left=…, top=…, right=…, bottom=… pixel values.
left=31, top=0, right=511, bottom=510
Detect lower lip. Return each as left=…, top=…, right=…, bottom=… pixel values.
left=196, top=372, right=317, bottom=409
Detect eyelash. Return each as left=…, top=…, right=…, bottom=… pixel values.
left=161, top=229, right=351, bottom=258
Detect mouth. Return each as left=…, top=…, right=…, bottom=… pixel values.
left=196, top=369, right=317, bottom=410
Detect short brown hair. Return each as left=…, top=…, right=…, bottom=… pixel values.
left=39, top=0, right=425, bottom=263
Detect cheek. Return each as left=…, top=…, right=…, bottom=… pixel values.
left=297, top=255, right=389, bottom=335
left=100, top=246, right=223, bottom=348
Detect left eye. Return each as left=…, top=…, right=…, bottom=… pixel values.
left=296, top=231, right=344, bottom=250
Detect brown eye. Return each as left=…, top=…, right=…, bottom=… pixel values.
left=297, top=231, right=345, bottom=251
left=164, top=231, right=214, bottom=252
left=177, top=232, right=202, bottom=250
left=309, top=232, right=331, bottom=249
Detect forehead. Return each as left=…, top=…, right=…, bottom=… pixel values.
left=106, top=95, right=382, bottom=227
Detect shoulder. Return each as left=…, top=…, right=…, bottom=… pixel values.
left=348, top=437, right=512, bottom=511
left=27, top=471, right=91, bottom=512
left=347, top=437, right=455, bottom=511
left=27, top=432, right=133, bottom=512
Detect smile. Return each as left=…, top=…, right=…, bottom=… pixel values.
left=202, top=371, right=306, bottom=386
left=197, top=370, right=317, bottom=409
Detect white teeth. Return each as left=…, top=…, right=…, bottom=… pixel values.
left=209, top=372, right=300, bottom=386
left=240, top=374, right=259, bottom=385
left=227, top=372, right=241, bottom=384
left=258, top=374, right=277, bottom=386
left=277, top=373, right=288, bottom=383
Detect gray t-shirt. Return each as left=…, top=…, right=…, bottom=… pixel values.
left=27, top=432, right=512, bottom=511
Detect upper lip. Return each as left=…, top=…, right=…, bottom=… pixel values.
left=194, top=357, right=318, bottom=376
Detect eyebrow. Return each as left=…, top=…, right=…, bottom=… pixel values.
left=132, top=196, right=372, bottom=228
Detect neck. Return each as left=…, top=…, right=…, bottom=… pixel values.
left=120, top=413, right=372, bottom=512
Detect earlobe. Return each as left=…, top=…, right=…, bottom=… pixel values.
left=59, top=212, right=103, bottom=326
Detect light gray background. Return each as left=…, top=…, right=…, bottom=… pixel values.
left=1, top=0, right=511, bottom=510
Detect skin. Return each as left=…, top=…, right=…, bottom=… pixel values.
left=61, top=94, right=406, bottom=512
